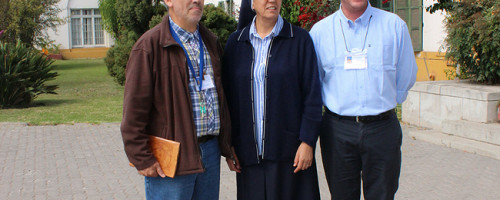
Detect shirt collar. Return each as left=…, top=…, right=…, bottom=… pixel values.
left=339, top=0, right=373, bottom=26
left=169, top=17, right=200, bottom=44
left=249, top=15, right=284, bottom=39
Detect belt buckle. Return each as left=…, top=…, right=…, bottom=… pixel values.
left=356, top=116, right=360, bottom=123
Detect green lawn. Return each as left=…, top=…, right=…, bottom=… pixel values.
left=0, top=59, right=404, bottom=125
left=0, top=59, right=124, bottom=125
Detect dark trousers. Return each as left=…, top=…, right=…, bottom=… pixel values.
left=320, top=110, right=402, bottom=200
left=236, top=159, right=320, bottom=200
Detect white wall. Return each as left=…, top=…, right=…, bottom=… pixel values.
left=46, top=0, right=71, bottom=49
left=422, top=0, right=447, bottom=52
left=68, top=0, right=99, bottom=9
left=205, top=0, right=241, bottom=7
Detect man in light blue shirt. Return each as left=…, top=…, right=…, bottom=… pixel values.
left=309, top=0, right=417, bottom=199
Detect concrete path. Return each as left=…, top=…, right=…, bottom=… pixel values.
left=1, top=123, right=499, bottom=200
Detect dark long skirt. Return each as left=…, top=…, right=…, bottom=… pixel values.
left=236, top=159, right=320, bottom=200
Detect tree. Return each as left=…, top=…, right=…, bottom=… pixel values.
left=426, top=0, right=455, bottom=14
left=98, top=0, right=119, bottom=38
left=99, top=0, right=166, bottom=39
left=440, top=0, right=500, bottom=84
left=0, top=0, right=9, bottom=31
left=1, top=0, right=63, bottom=48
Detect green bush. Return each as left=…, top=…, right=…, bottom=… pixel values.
left=100, top=0, right=166, bottom=86
left=105, top=30, right=139, bottom=85
left=0, top=40, right=58, bottom=108
left=149, top=14, right=166, bottom=29
left=201, top=4, right=237, bottom=47
left=103, top=3, right=237, bottom=86
left=443, top=0, right=500, bottom=84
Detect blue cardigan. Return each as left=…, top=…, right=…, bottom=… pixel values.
left=222, top=20, right=322, bottom=166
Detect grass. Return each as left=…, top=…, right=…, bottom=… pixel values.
left=0, top=59, right=124, bottom=125
left=397, top=104, right=402, bottom=120
left=0, top=58, right=404, bottom=125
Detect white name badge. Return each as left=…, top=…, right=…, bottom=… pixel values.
left=344, top=49, right=368, bottom=70
left=200, top=74, right=215, bottom=91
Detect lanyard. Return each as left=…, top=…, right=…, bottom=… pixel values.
left=339, top=15, right=372, bottom=52
left=169, top=25, right=205, bottom=91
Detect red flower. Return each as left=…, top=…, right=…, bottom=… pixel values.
left=298, top=14, right=310, bottom=22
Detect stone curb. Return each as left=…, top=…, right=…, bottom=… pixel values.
left=408, top=129, right=500, bottom=160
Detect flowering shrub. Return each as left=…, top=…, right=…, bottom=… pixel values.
left=297, top=0, right=339, bottom=30
left=281, top=0, right=339, bottom=30
left=281, top=0, right=393, bottom=31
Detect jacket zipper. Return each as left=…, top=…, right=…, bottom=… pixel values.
left=249, top=44, right=260, bottom=164
left=165, top=43, right=205, bottom=172
left=261, top=37, right=275, bottom=160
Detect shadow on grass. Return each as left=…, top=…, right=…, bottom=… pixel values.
left=1, top=99, right=76, bottom=110
left=30, top=99, right=79, bottom=107
left=52, top=63, right=101, bottom=71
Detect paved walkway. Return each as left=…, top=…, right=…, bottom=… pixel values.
left=1, top=123, right=499, bottom=200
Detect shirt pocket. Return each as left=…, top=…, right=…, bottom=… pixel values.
left=332, top=54, right=346, bottom=69
left=368, top=43, right=395, bottom=71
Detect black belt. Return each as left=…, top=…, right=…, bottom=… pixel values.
left=325, top=108, right=394, bottom=123
left=198, top=135, right=216, bottom=144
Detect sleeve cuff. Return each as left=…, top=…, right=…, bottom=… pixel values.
left=396, top=90, right=409, bottom=104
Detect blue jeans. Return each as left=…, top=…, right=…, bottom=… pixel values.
left=145, top=137, right=221, bottom=200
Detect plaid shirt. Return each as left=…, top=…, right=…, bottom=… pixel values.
left=170, top=18, right=220, bottom=137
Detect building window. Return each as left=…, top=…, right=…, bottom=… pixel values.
left=70, top=9, right=104, bottom=48
left=370, top=0, right=423, bottom=51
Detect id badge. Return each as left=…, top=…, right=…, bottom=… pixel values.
left=200, top=74, right=215, bottom=91
left=344, top=48, right=367, bottom=70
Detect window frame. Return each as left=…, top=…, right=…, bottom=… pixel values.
left=70, top=9, right=105, bottom=48
left=370, top=0, right=423, bottom=51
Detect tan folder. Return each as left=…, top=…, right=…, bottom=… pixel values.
left=129, top=136, right=180, bottom=178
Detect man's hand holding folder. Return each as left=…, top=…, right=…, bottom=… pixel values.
left=138, top=161, right=166, bottom=178
left=130, top=136, right=180, bottom=178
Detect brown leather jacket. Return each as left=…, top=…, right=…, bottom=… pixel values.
left=120, top=15, right=232, bottom=176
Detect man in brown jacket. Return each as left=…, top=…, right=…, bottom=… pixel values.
left=120, top=0, right=232, bottom=199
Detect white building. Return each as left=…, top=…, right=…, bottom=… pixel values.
left=49, top=0, right=240, bottom=59
left=370, top=0, right=451, bottom=81
left=48, top=0, right=114, bottom=59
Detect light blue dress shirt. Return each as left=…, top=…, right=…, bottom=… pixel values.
left=249, top=15, right=284, bottom=155
left=310, top=2, right=417, bottom=116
